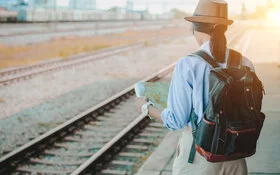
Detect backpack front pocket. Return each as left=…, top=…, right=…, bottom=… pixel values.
left=195, top=116, right=216, bottom=152
left=225, top=127, right=258, bottom=155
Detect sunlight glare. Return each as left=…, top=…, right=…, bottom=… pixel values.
left=266, top=9, right=280, bottom=26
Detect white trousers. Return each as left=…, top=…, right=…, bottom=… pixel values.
left=173, top=127, right=248, bottom=175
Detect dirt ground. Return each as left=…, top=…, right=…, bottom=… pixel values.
left=0, top=27, right=190, bottom=69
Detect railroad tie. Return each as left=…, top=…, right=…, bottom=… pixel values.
left=126, top=144, right=149, bottom=151
left=100, top=169, right=128, bottom=175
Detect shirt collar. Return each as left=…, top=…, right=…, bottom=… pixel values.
left=199, top=41, right=214, bottom=58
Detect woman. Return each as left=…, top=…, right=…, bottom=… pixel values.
left=136, top=0, right=255, bottom=174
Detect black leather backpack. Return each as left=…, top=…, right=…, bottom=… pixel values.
left=188, top=50, right=265, bottom=163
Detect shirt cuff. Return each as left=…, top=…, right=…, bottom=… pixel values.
left=161, top=108, right=176, bottom=131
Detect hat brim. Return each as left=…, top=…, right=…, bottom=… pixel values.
left=184, top=16, right=233, bottom=26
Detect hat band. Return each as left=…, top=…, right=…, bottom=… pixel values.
left=193, top=13, right=227, bottom=20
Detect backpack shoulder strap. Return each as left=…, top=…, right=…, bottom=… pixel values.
left=191, top=50, right=220, bottom=68
left=227, top=49, right=243, bottom=69
left=188, top=109, right=198, bottom=164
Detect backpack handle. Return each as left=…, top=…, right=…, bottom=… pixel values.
left=227, top=50, right=243, bottom=69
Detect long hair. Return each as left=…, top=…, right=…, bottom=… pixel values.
left=193, top=22, right=228, bottom=63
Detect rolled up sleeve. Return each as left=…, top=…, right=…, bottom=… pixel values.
left=161, top=60, right=193, bottom=131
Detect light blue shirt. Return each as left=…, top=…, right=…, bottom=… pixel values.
left=161, top=41, right=255, bottom=131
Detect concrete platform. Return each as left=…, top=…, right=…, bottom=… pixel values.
left=136, top=130, right=181, bottom=175
left=136, top=63, right=280, bottom=175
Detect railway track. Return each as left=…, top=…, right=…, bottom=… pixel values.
left=0, top=63, right=175, bottom=175
left=0, top=43, right=143, bottom=86
left=0, top=23, right=246, bottom=86
left=0, top=35, right=179, bottom=86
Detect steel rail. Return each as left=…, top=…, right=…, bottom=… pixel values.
left=0, top=62, right=175, bottom=174
left=0, top=44, right=143, bottom=85
left=72, top=114, right=149, bottom=175
left=0, top=43, right=141, bottom=76
left=0, top=24, right=243, bottom=86
left=0, top=35, right=180, bottom=86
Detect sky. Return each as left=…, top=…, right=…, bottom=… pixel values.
left=94, top=0, right=269, bottom=14
left=0, top=0, right=270, bottom=15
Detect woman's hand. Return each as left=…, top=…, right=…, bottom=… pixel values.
left=135, top=96, right=164, bottom=123
left=135, top=96, right=148, bottom=113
